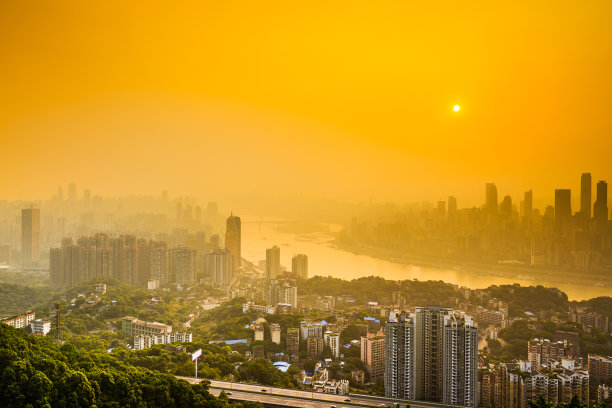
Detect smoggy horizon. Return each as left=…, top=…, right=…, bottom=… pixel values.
left=1, top=1, right=611, bottom=213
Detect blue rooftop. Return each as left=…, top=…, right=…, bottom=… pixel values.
left=209, top=339, right=247, bottom=345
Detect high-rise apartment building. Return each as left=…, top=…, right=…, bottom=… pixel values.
left=21, top=208, right=40, bottom=268
left=286, top=328, right=300, bottom=357
left=385, top=312, right=416, bottom=400
left=361, top=334, right=385, bottom=382
left=266, top=245, right=281, bottom=279
left=385, top=307, right=478, bottom=407
left=207, top=248, right=233, bottom=285
left=169, top=247, right=196, bottom=285
left=415, top=306, right=453, bottom=401
left=581, top=173, right=591, bottom=221
left=292, top=254, right=308, bottom=279
left=442, top=314, right=478, bottom=407
left=594, top=180, right=608, bottom=230
left=225, top=213, right=241, bottom=269
left=307, top=336, right=324, bottom=358
left=324, top=331, right=340, bottom=358
left=50, top=234, right=166, bottom=287
left=150, top=247, right=169, bottom=284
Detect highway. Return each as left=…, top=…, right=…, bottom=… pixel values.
left=176, top=377, right=466, bottom=408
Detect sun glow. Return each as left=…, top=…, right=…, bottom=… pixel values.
left=453, top=105, right=460, bottom=112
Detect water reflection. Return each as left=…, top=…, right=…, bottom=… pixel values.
left=241, top=220, right=610, bottom=301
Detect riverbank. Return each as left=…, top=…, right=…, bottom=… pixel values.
left=331, top=239, right=612, bottom=296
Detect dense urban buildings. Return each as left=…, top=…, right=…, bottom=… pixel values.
left=21, top=207, right=40, bottom=268
left=385, top=307, right=478, bottom=407
left=342, top=174, right=611, bottom=273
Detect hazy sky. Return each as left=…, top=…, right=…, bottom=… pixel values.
left=1, top=1, right=610, bottom=210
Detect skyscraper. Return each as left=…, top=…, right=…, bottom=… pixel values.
left=225, top=213, right=241, bottom=268
left=385, top=312, right=416, bottom=400
left=292, top=254, right=308, bottom=279
left=594, top=180, right=608, bottom=230
left=21, top=208, right=40, bottom=268
left=580, top=173, right=591, bottom=222
left=524, top=190, right=533, bottom=224
left=485, top=183, right=498, bottom=215
left=554, top=189, right=572, bottom=234
left=500, top=195, right=512, bottom=217
left=266, top=245, right=280, bottom=279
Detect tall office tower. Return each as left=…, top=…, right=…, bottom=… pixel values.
left=209, top=248, right=233, bottom=285
left=225, top=213, right=241, bottom=268
left=266, top=245, right=281, bottom=279
left=57, top=186, right=64, bottom=202
left=286, top=328, right=300, bottom=357
left=169, top=246, right=196, bottom=285
left=447, top=196, right=457, bottom=219
left=176, top=202, right=183, bottom=226
left=554, top=189, right=572, bottom=234
left=500, top=195, right=512, bottom=217
left=524, top=190, right=533, bottom=225
left=385, top=312, right=416, bottom=400
left=594, top=180, right=608, bottom=229
left=68, top=183, right=77, bottom=202
left=361, top=334, right=385, bottom=382
left=581, top=173, right=592, bottom=222
left=21, top=208, right=40, bottom=268
left=150, top=247, right=169, bottom=284
left=485, top=183, right=498, bottom=215
left=292, top=254, right=308, bottom=279
left=442, top=314, right=478, bottom=407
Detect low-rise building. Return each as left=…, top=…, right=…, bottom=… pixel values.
left=30, top=319, right=51, bottom=336
left=1, top=311, right=36, bottom=329
left=133, top=332, right=192, bottom=350
left=122, top=316, right=172, bottom=337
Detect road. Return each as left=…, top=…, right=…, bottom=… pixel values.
left=176, top=377, right=466, bottom=408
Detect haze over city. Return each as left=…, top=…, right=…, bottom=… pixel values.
left=1, top=1, right=611, bottom=210
left=0, top=2, right=611, bottom=408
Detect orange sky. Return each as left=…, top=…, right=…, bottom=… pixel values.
left=1, top=1, right=610, bottom=209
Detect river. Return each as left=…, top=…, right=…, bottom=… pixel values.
left=240, top=219, right=610, bottom=301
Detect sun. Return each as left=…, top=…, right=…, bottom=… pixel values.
left=453, top=105, right=460, bottom=112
